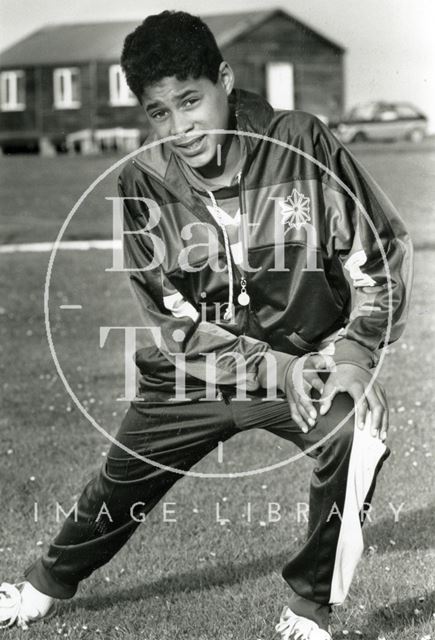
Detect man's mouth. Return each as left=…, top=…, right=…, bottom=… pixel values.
left=175, top=135, right=206, bottom=155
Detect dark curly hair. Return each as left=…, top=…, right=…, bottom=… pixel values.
left=121, top=11, right=224, bottom=103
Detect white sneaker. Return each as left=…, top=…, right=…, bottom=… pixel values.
left=0, top=582, right=56, bottom=630
left=275, top=606, right=332, bottom=640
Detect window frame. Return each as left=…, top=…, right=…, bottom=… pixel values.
left=109, top=64, right=137, bottom=107
left=395, top=104, right=420, bottom=119
left=0, top=70, right=26, bottom=112
left=53, top=67, right=81, bottom=110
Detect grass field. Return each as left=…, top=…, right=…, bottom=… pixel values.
left=0, top=147, right=434, bottom=639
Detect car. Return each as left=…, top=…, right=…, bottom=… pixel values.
left=331, top=101, right=428, bottom=144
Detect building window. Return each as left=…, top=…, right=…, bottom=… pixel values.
left=109, top=65, right=137, bottom=106
left=266, top=62, right=294, bottom=110
left=53, top=68, right=81, bottom=109
left=0, top=70, right=25, bottom=111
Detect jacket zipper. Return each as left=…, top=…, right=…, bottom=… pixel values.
left=206, top=189, right=235, bottom=321
left=236, top=171, right=251, bottom=308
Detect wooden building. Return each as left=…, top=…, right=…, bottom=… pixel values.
left=0, top=9, right=344, bottom=153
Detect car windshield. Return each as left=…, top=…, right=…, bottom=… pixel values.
left=395, top=104, right=420, bottom=118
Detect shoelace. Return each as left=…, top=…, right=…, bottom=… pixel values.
left=275, top=607, right=319, bottom=640
left=0, top=582, right=29, bottom=630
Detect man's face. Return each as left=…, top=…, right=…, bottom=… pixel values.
left=142, top=64, right=233, bottom=169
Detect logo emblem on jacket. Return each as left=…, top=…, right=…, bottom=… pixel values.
left=279, top=189, right=311, bottom=231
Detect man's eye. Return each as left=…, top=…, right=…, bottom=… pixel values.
left=151, top=111, right=168, bottom=120
left=184, top=98, right=199, bottom=108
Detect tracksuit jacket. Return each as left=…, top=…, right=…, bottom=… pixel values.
left=118, top=88, right=413, bottom=396
left=25, top=89, right=413, bottom=612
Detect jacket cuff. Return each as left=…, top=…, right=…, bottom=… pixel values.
left=257, top=350, right=298, bottom=390
left=332, top=338, right=376, bottom=371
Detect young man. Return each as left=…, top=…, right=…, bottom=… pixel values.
left=0, top=11, right=413, bottom=638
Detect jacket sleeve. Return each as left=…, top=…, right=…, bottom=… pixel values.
left=118, top=174, right=294, bottom=391
left=313, top=118, right=414, bottom=370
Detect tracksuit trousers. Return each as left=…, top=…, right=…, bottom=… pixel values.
left=24, top=389, right=389, bottom=608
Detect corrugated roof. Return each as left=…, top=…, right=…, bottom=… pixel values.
left=0, top=9, right=344, bottom=67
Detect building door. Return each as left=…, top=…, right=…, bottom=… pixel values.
left=266, top=62, right=294, bottom=110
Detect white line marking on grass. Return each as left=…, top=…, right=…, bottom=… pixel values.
left=59, top=305, right=83, bottom=310
left=0, top=240, right=121, bottom=254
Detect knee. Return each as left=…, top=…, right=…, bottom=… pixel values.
left=322, top=392, right=355, bottom=452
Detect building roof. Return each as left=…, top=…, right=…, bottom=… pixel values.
left=0, top=9, right=344, bottom=67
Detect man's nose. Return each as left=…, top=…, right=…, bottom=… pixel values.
left=169, top=111, right=193, bottom=138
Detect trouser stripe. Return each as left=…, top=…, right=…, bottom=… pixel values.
left=329, top=412, right=388, bottom=605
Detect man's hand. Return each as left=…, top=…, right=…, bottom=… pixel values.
left=283, top=355, right=325, bottom=433
left=318, top=362, right=389, bottom=441
left=282, top=355, right=388, bottom=441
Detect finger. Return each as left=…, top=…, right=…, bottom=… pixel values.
left=289, top=368, right=317, bottom=424
left=289, top=402, right=309, bottom=433
left=289, top=400, right=310, bottom=433
left=296, top=399, right=315, bottom=427
left=366, top=386, right=387, bottom=437
left=380, top=404, right=389, bottom=441
left=296, top=380, right=317, bottom=423
left=367, top=400, right=383, bottom=437
left=286, top=365, right=313, bottom=430
left=304, top=371, right=324, bottom=394
left=351, top=383, right=369, bottom=429
left=376, top=385, right=389, bottom=441
left=376, top=383, right=389, bottom=411
left=308, top=354, right=329, bottom=371
left=319, top=379, right=339, bottom=416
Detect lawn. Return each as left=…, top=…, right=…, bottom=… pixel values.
left=1, top=142, right=435, bottom=248
left=0, top=147, right=434, bottom=639
left=0, top=155, right=118, bottom=245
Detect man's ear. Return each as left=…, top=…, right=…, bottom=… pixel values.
left=218, top=61, right=234, bottom=96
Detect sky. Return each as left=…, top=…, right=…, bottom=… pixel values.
left=1, top=0, right=434, bottom=131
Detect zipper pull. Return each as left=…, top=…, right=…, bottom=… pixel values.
left=238, top=277, right=250, bottom=306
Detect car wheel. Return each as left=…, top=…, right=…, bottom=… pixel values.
left=409, top=128, right=424, bottom=143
